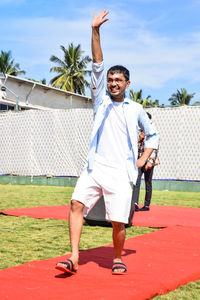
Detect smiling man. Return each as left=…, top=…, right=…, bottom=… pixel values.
left=56, top=10, right=159, bottom=275
left=106, top=67, right=130, bottom=100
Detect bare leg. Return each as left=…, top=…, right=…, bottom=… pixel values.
left=68, top=200, right=84, bottom=271
left=57, top=199, right=84, bottom=272
left=111, top=221, right=126, bottom=273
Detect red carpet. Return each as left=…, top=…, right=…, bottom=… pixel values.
left=0, top=226, right=200, bottom=300
left=0, top=205, right=70, bottom=220
left=133, top=205, right=200, bottom=228
left=1, top=205, right=200, bottom=228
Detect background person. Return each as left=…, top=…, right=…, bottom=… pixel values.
left=133, top=112, right=159, bottom=211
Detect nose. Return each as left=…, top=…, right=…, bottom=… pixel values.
left=111, top=80, right=117, bottom=86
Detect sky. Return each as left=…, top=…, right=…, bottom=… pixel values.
left=1, top=0, right=200, bottom=105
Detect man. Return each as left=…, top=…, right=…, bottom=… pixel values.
left=56, top=10, right=159, bottom=275
left=133, top=112, right=160, bottom=211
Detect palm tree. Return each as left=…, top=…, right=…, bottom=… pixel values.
left=0, top=50, right=26, bottom=76
left=168, top=88, right=195, bottom=106
left=192, top=101, right=200, bottom=106
left=49, top=43, right=92, bottom=95
left=26, top=78, right=47, bottom=85
left=129, top=89, right=143, bottom=104
left=129, top=89, right=158, bottom=107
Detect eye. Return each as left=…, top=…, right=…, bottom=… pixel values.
left=107, top=78, right=124, bottom=84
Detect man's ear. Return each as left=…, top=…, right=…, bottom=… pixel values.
left=126, top=80, right=131, bottom=88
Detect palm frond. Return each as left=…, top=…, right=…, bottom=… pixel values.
left=49, top=43, right=92, bottom=95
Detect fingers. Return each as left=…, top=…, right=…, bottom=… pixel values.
left=145, top=163, right=152, bottom=170
left=92, top=9, right=109, bottom=27
left=101, top=17, right=109, bottom=25
left=98, top=9, right=109, bottom=17
left=101, top=9, right=109, bottom=19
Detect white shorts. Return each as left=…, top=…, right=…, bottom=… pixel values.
left=72, top=160, right=132, bottom=224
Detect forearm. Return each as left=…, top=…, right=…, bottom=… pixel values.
left=147, top=149, right=158, bottom=164
left=137, top=148, right=153, bottom=168
left=91, top=27, right=103, bottom=63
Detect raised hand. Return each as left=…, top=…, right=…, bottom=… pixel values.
left=92, top=9, right=109, bottom=29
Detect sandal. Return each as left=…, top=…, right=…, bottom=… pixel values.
left=55, top=259, right=77, bottom=275
left=112, top=262, right=127, bottom=275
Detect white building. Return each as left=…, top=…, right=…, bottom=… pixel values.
left=0, top=74, right=92, bottom=111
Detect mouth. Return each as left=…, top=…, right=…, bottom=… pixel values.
left=110, top=88, right=119, bottom=93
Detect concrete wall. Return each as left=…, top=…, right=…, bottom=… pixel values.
left=0, top=75, right=92, bottom=110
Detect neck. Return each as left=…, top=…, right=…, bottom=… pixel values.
left=111, top=95, right=125, bottom=103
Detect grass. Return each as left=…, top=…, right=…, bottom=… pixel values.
left=0, top=184, right=200, bottom=299
left=141, top=189, right=200, bottom=208
left=0, top=184, right=73, bottom=210
left=154, top=280, right=200, bottom=300
left=0, top=215, right=156, bottom=269
left=1, top=184, right=200, bottom=210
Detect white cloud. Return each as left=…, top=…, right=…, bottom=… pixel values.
left=0, top=17, right=91, bottom=71
left=101, top=23, right=200, bottom=88
left=1, top=5, right=200, bottom=91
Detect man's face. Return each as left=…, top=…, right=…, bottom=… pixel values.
left=107, top=72, right=130, bottom=102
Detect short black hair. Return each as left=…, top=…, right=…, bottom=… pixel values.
left=107, top=65, right=130, bottom=81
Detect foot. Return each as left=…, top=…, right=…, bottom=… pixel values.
left=134, top=203, right=139, bottom=211
left=55, top=257, right=78, bottom=275
left=139, top=206, right=150, bottom=211
left=112, top=260, right=127, bottom=275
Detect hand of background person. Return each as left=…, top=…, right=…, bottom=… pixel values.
left=138, top=131, right=145, bottom=142
left=145, top=161, right=153, bottom=170
left=92, top=9, right=109, bottom=29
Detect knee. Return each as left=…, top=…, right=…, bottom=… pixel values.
left=71, top=200, right=84, bottom=213
left=112, top=221, right=125, bottom=232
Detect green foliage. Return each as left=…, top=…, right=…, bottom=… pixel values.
left=25, top=78, right=47, bottom=85
left=49, top=43, right=92, bottom=95
left=168, top=88, right=195, bottom=106
left=192, top=101, right=200, bottom=106
left=129, top=89, right=159, bottom=107
left=0, top=50, right=26, bottom=76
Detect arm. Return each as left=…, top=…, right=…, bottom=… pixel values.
left=138, top=131, right=145, bottom=142
left=145, top=148, right=159, bottom=170
left=91, top=10, right=109, bottom=63
left=137, top=110, right=159, bottom=168
left=91, top=10, right=109, bottom=113
left=137, top=148, right=153, bottom=168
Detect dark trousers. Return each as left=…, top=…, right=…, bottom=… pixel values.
left=132, top=165, right=154, bottom=207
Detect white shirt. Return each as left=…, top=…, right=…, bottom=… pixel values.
left=95, top=101, right=131, bottom=169
left=87, top=61, right=159, bottom=184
